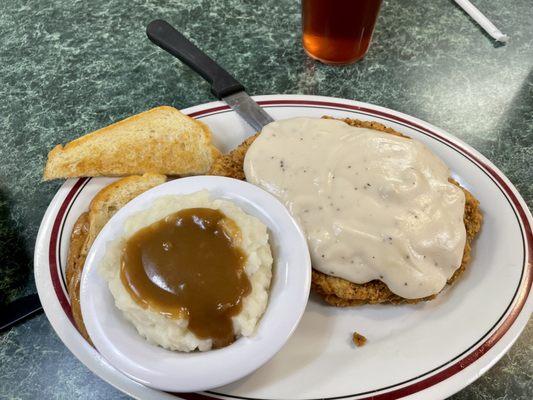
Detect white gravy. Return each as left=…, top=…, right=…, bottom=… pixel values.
left=244, top=117, right=466, bottom=299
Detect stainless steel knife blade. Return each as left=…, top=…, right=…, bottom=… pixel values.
left=222, top=91, right=274, bottom=132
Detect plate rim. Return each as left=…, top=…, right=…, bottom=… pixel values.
left=34, top=94, right=532, bottom=400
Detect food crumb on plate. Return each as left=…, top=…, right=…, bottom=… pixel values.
left=352, top=331, right=367, bottom=347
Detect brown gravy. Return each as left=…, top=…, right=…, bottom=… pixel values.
left=120, top=208, right=251, bottom=348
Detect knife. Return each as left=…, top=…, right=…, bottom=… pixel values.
left=146, top=19, right=274, bottom=132
left=0, top=293, right=42, bottom=333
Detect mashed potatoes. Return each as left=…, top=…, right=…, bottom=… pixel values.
left=99, top=191, right=273, bottom=352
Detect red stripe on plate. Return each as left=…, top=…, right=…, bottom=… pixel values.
left=173, top=393, right=219, bottom=400
left=188, top=105, right=230, bottom=118
left=49, top=177, right=89, bottom=325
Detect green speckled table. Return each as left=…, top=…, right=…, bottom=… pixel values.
left=0, top=0, right=531, bottom=398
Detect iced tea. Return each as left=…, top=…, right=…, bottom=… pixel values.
left=302, top=0, right=383, bottom=64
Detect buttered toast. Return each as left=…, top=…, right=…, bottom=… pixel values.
left=44, top=106, right=220, bottom=180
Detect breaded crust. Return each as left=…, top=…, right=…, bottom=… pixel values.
left=66, top=212, right=92, bottom=343
left=209, top=134, right=258, bottom=180
left=209, top=117, right=483, bottom=306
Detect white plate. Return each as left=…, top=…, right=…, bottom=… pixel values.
left=79, top=176, right=311, bottom=392
left=35, top=95, right=532, bottom=400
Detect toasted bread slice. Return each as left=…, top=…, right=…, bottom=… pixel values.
left=209, top=117, right=483, bottom=306
left=66, top=212, right=92, bottom=343
left=66, top=212, right=89, bottom=291
left=66, top=173, right=167, bottom=341
left=44, top=106, right=220, bottom=180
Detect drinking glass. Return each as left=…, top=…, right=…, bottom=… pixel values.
left=302, top=0, right=383, bottom=65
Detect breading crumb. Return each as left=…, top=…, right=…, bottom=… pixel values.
left=352, top=331, right=367, bottom=347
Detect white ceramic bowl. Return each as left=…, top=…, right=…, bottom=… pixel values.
left=79, top=176, right=311, bottom=392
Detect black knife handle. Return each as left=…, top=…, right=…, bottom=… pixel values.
left=146, top=19, right=245, bottom=99
left=0, top=293, right=43, bottom=332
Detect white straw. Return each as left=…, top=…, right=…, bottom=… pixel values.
left=454, top=0, right=509, bottom=43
